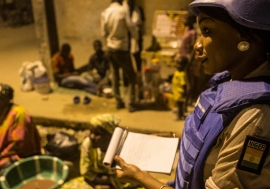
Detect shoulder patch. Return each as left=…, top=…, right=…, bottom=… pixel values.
left=237, top=135, right=270, bottom=175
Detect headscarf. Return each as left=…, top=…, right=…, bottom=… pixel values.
left=90, top=114, right=120, bottom=134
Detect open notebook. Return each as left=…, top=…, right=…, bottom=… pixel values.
left=103, top=127, right=179, bottom=174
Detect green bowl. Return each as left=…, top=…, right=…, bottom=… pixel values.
left=0, top=155, right=69, bottom=189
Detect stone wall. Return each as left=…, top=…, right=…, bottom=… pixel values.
left=32, top=0, right=193, bottom=69
left=54, top=0, right=110, bottom=42
left=53, top=0, right=192, bottom=49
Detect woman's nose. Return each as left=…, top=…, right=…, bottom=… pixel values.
left=194, top=41, right=203, bottom=54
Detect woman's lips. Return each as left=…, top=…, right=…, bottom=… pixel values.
left=200, top=57, right=208, bottom=65
left=201, top=58, right=208, bottom=64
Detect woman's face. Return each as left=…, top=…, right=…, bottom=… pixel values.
left=0, top=98, right=10, bottom=113
left=90, top=126, right=112, bottom=152
left=94, top=41, right=102, bottom=52
left=194, top=12, right=242, bottom=75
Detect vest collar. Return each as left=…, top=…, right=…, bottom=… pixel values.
left=209, top=71, right=231, bottom=86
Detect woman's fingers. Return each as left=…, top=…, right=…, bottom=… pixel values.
left=114, top=156, right=135, bottom=182
left=114, top=156, right=151, bottom=185
left=114, top=155, right=125, bottom=168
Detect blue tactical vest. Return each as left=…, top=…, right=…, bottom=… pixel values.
left=168, top=71, right=270, bottom=189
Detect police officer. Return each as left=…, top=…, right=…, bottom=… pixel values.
left=112, top=0, right=270, bottom=189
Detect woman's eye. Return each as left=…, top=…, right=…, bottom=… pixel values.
left=201, top=27, right=210, bottom=35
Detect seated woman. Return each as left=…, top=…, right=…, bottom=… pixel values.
left=62, top=114, right=148, bottom=189
left=0, top=83, right=41, bottom=175
left=80, top=114, right=122, bottom=189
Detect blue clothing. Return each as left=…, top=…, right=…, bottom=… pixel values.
left=169, top=71, right=270, bottom=189
left=61, top=75, right=97, bottom=94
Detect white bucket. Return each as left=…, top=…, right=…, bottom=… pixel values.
left=33, top=77, right=51, bottom=94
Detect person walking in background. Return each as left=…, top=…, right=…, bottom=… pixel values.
left=52, top=43, right=98, bottom=94
left=174, top=12, right=197, bottom=63
left=112, top=0, right=270, bottom=188
left=0, top=83, right=41, bottom=175
left=124, top=0, right=145, bottom=73
left=82, top=40, right=111, bottom=96
left=101, top=0, right=138, bottom=112
left=122, top=0, right=145, bottom=99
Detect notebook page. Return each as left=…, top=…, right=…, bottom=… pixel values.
left=119, top=132, right=179, bottom=173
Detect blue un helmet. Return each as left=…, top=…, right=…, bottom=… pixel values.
left=189, top=0, right=270, bottom=31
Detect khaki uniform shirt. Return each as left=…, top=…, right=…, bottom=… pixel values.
left=204, top=61, right=270, bottom=189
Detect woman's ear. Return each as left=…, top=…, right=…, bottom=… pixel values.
left=236, top=29, right=254, bottom=52
left=240, top=29, right=265, bottom=45
left=237, top=29, right=250, bottom=42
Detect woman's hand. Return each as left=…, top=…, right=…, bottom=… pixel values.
left=114, top=155, right=148, bottom=184
left=114, top=156, right=172, bottom=189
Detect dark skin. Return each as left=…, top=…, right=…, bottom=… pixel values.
left=94, top=41, right=102, bottom=54
left=0, top=85, right=13, bottom=124
left=0, top=100, right=12, bottom=125
left=91, top=41, right=111, bottom=95
left=89, top=126, right=112, bottom=152
left=176, top=57, right=188, bottom=72
left=92, top=41, right=104, bottom=66
left=55, top=46, right=79, bottom=80
left=194, top=12, right=266, bottom=80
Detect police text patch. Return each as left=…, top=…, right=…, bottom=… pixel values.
left=237, top=135, right=270, bottom=175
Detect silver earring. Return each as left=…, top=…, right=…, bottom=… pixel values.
left=237, top=41, right=250, bottom=51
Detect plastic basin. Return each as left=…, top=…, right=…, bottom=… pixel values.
left=0, top=155, right=69, bottom=189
